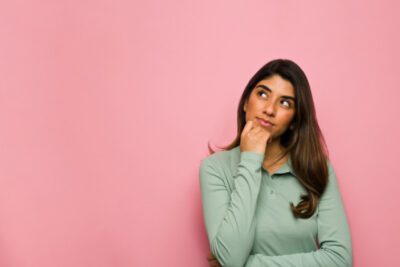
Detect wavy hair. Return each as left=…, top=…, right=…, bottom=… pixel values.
left=207, top=59, right=329, bottom=219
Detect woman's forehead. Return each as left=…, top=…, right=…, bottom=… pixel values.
left=254, top=77, right=296, bottom=98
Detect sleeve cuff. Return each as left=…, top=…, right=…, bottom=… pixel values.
left=240, top=151, right=264, bottom=165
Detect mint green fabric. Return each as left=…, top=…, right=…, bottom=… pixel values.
left=199, top=146, right=352, bottom=267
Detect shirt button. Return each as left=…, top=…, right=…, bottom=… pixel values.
left=268, top=189, right=276, bottom=199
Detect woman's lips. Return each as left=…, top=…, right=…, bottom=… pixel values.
left=257, top=118, right=274, bottom=127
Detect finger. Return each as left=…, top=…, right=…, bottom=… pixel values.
left=249, top=124, right=263, bottom=135
left=241, top=119, right=254, bottom=136
left=248, top=118, right=259, bottom=129
left=207, top=259, right=218, bottom=267
left=265, top=131, right=272, bottom=142
left=207, top=252, right=216, bottom=261
left=251, top=118, right=265, bottom=130
left=253, top=128, right=271, bottom=144
left=259, top=129, right=271, bottom=141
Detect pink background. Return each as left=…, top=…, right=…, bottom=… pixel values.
left=0, top=1, right=399, bottom=266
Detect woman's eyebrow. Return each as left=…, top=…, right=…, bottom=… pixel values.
left=255, top=84, right=296, bottom=101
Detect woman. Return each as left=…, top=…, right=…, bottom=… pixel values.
left=199, top=59, right=352, bottom=267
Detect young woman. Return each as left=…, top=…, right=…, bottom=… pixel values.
left=199, top=59, right=352, bottom=267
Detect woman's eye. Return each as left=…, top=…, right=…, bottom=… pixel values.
left=258, top=91, right=267, bottom=98
left=281, top=100, right=291, bottom=107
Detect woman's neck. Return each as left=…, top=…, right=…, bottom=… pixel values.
left=263, top=139, right=287, bottom=167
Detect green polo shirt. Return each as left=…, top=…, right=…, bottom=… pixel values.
left=199, top=145, right=352, bottom=267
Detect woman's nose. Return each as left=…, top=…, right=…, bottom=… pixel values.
left=264, top=100, right=276, bottom=116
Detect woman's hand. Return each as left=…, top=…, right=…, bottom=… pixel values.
left=240, top=118, right=272, bottom=154
left=207, top=251, right=222, bottom=267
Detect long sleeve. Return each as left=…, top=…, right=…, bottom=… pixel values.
left=199, top=151, right=264, bottom=267
left=244, top=162, right=353, bottom=267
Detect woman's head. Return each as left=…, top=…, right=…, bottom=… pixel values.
left=208, top=58, right=329, bottom=218
left=239, top=59, right=318, bottom=151
left=243, top=74, right=296, bottom=146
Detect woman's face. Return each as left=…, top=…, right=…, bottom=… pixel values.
left=243, top=74, right=296, bottom=142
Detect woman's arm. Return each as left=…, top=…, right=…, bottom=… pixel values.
left=199, top=151, right=264, bottom=267
left=244, top=162, right=353, bottom=267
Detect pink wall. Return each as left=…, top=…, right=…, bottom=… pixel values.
left=0, top=0, right=399, bottom=266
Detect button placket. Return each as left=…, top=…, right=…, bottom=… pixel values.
left=268, top=188, right=276, bottom=199
left=269, top=174, right=276, bottom=199
left=263, top=172, right=277, bottom=200
left=272, top=173, right=287, bottom=199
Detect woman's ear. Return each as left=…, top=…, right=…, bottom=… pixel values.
left=243, top=100, right=247, bottom=112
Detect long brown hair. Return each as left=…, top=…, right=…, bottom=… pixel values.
left=208, top=59, right=329, bottom=219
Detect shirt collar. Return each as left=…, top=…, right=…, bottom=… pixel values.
left=271, top=155, right=296, bottom=176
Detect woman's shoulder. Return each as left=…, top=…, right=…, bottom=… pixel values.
left=323, top=158, right=341, bottom=194
left=325, top=158, right=337, bottom=178
left=199, top=145, right=241, bottom=171
left=199, top=146, right=241, bottom=187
